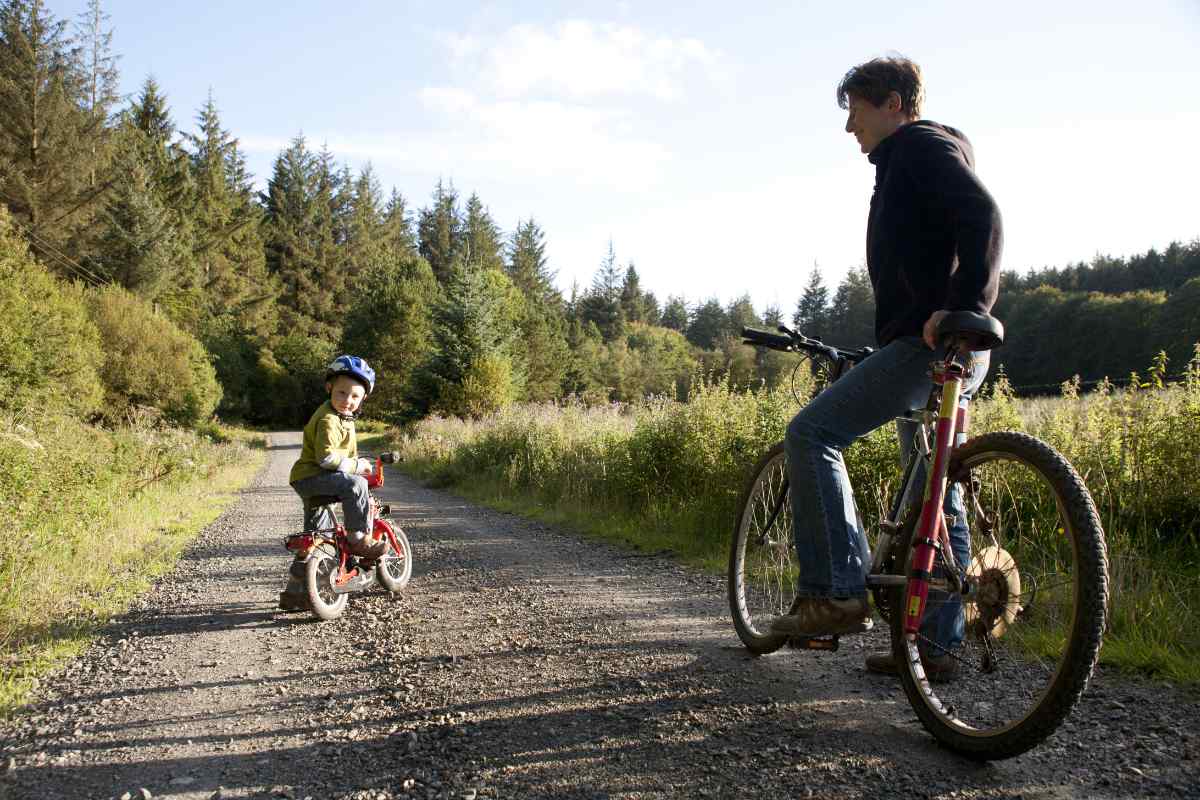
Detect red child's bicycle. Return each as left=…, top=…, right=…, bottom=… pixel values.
left=729, top=312, right=1109, bottom=760
left=284, top=452, right=413, bottom=621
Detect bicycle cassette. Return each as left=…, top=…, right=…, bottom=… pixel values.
left=965, top=545, right=1021, bottom=638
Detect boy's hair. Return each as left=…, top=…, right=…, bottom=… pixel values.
left=836, top=56, right=924, bottom=119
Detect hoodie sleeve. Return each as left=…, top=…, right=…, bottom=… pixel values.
left=904, top=127, right=1003, bottom=314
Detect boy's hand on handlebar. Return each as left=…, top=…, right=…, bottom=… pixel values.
left=354, top=457, right=374, bottom=476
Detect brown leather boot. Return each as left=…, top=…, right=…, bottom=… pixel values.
left=865, top=649, right=959, bottom=683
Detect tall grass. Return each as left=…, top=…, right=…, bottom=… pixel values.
left=394, top=351, right=1200, bottom=682
left=0, top=411, right=264, bottom=713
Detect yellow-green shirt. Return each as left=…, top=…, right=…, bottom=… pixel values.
left=288, top=401, right=358, bottom=484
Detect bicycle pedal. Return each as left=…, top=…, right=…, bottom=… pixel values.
left=787, top=635, right=840, bottom=652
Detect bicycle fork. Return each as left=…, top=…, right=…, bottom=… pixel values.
left=902, top=359, right=966, bottom=637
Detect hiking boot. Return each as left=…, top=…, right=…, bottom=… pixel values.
left=277, top=576, right=310, bottom=613
left=865, top=649, right=959, bottom=683
left=769, top=597, right=873, bottom=637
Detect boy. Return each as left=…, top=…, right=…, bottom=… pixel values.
left=279, top=354, right=382, bottom=611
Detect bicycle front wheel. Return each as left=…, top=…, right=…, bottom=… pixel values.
left=891, top=431, right=1109, bottom=760
left=728, top=443, right=797, bottom=655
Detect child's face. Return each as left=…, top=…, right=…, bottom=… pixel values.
left=327, top=375, right=367, bottom=416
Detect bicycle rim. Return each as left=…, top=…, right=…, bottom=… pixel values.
left=892, top=431, right=1108, bottom=760
left=728, top=443, right=795, bottom=654
left=307, top=551, right=349, bottom=620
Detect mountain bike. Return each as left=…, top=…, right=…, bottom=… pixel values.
left=728, top=312, right=1109, bottom=760
left=284, top=452, right=413, bottom=621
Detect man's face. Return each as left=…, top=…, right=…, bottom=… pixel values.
left=844, top=93, right=904, bottom=154
left=328, top=375, right=367, bottom=416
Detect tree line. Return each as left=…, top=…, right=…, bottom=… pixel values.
left=3, top=0, right=1198, bottom=431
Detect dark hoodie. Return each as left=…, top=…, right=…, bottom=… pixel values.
left=865, top=120, right=1002, bottom=346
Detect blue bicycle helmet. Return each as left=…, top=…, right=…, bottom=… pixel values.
left=325, top=355, right=376, bottom=395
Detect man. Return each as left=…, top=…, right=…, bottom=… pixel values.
left=770, top=56, right=1002, bottom=678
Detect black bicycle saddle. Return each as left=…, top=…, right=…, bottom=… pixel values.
left=935, top=311, right=1004, bottom=351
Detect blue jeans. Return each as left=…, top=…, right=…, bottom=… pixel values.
left=290, top=471, right=372, bottom=533
left=785, top=336, right=988, bottom=647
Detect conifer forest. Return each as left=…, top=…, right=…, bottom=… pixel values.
left=2, top=0, right=1199, bottom=431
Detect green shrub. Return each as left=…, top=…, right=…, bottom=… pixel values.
left=0, top=208, right=104, bottom=419
left=86, top=285, right=222, bottom=426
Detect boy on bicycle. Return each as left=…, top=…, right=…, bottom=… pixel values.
left=769, top=55, right=1002, bottom=681
left=278, top=354, right=385, bottom=611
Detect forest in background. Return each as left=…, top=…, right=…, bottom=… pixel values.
left=2, top=0, right=1199, bottom=431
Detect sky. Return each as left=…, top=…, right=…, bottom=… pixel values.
left=44, top=0, right=1200, bottom=314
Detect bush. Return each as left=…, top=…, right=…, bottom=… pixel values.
left=0, top=208, right=104, bottom=419
left=86, top=285, right=222, bottom=426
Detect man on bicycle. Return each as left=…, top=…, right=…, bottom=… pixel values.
left=770, top=55, right=1002, bottom=680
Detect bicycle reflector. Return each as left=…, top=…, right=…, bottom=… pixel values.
left=285, top=533, right=314, bottom=552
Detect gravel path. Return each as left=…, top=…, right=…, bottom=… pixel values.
left=2, top=432, right=1197, bottom=800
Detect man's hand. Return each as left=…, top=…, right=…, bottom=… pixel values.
left=355, top=457, right=374, bottom=477
left=923, top=310, right=951, bottom=349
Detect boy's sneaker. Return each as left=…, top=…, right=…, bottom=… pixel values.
left=864, top=650, right=959, bottom=683
left=769, top=597, right=873, bottom=637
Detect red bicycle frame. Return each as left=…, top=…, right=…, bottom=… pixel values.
left=902, top=354, right=971, bottom=636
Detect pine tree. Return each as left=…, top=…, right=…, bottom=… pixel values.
left=382, top=188, right=417, bottom=257
left=686, top=297, right=728, bottom=350
left=414, top=266, right=525, bottom=417
left=506, top=217, right=556, bottom=304
left=92, top=123, right=193, bottom=302
left=826, top=267, right=875, bottom=348
left=505, top=217, right=568, bottom=400
left=261, top=133, right=344, bottom=341
left=620, top=262, right=661, bottom=324
left=340, top=252, right=439, bottom=422
left=726, top=293, right=760, bottom=335
left=0, top=0, right=103, bottom=257
left=187, top=94, right=275, bottom=338
left=344, top=163, right=387, bottom=275
left=579, top=240, right=625, bottom=341
left=660, top=295, right=689, bottom=332
left=417, top=178, right=462, bottom=283
left=74, top=0, right=118, bottom=190
left=793, top=265, right=830, bottom=338
left=462, top=192, right=504, bottom=273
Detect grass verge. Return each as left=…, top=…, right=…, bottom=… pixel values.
left=0, top=418, right=265, bottom=716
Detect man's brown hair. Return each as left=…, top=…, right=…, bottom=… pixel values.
left=836, top=56, right=924, bottom=119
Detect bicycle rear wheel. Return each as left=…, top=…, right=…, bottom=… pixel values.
left=728, top=443, right=796, bottom=655
left=891, top=431, right=1109, bottom=760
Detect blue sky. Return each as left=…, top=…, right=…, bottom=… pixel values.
left=45, top=0, right=1200, bottom=314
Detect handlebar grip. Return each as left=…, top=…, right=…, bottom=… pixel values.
left=741, top=327, right=793, bottom=351
left=379, top=451, right=401, bottom=465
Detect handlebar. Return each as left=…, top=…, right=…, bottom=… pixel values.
left=741, top=325, right=874, bottom=368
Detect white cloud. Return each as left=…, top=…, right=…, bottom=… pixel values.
left=446, top=20, right=728, bottom=101
left=241, top=21, right=727, bottom=194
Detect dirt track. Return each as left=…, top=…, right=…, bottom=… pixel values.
left=1, top=431, right=1197, bottom=799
